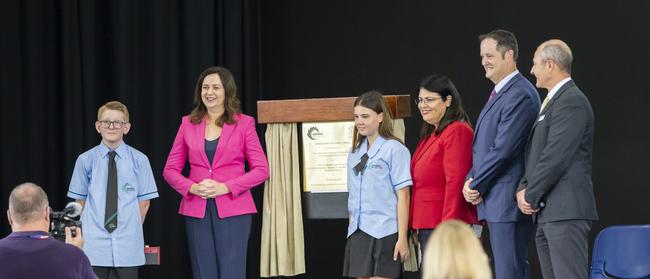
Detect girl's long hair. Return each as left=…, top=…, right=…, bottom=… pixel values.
left=352, top=91, right=401, bottom=151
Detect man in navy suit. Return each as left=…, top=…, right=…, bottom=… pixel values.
left=463, top=29, right=540, bottom=279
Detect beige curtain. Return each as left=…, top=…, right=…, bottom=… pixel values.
left=393, top=118, right=405, bottom=142
left=260, top=123, right=306, bottom=277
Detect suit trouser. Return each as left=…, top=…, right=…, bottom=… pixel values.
left=487, top=221, right=532, bottom=279
left=185, top=199, right=252, bottom=279
left=535, top=220, right=591, bottom=279
left=93, top=266, right=138, bottom=279
left=417, top=229, right=434, bottom=258
left=417, top=228, right=434, bottom=279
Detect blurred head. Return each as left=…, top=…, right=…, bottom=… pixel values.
left=423, top=220, right=492, bottom=279
left=189, top=66, right=241, bottom=126
left=352, top=91, right=401, bottom=151
left=7, top=182, right=50, bottom=231
left=417, top=75, right=471, bottom=138
left=479, top=29, right=519, bottom=84
left=95, top=101, right=131, bottom=145
left=531, top=39, right=573, bottom=90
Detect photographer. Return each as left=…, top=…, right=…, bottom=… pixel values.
left=0, top=182, right=96, bottom=279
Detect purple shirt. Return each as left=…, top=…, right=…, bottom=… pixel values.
left=0, top=231, right=96, bottom=279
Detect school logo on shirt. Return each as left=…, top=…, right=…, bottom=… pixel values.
left=122, top=183, right=135, bottom=192
left=368, top=163, right=383, bottom=170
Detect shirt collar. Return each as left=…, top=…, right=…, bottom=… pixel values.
left=365, top=135, right=387, bottom=158
left=98, top=141, right=127, bottom=158
left=546, top=77, right=572, bottom=101
left=494, top=70, right=519, bottom=94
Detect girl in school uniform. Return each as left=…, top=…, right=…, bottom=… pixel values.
left=343, top=91, right=412, bottom=279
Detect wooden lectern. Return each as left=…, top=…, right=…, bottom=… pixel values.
left=257, top=95, right=411, bottom=277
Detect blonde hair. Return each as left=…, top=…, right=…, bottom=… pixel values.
left=422, top=220, right=492, bottom=279
left=97, top=101, right=130, bottom=122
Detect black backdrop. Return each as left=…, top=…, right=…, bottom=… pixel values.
left=1, top=0, right=649, bottom=278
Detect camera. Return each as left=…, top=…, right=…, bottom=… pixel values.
left=49, top=202, right=82, bottom=241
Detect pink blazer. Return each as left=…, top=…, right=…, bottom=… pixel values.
left=163, top=113, right=269, bottom=218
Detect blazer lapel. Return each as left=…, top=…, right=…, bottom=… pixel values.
left=213, top=119, right=236, bottom=167
left=195, top=117, right=211, bottom=167
left=532, top=80, right=575, bottom=131
left=413, top=134, right=441, bottom=163
left=474, top=74, right=522, bottom=144
left=474, top=90, right=506, bottom=144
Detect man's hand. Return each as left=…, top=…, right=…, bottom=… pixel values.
left=516, top=189, right=539, bottom=215
left=463, top=178, right=482, bottom=204
left=65, top=226, right=84, bottom=249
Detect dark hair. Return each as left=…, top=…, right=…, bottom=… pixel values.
left=189, top=66, right=241, bottom=126
left=418, top=75, right=471, bottom=138
left=352, top=91, right=402, bottom=151
left=479, top=29, right=519, bottom=60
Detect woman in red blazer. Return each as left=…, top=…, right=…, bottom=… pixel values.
left=410, top=75, right=478, bottom=253
left=163, top=66, right=269, bottom=279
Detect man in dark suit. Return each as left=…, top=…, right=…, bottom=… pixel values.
left=463, top=29, right=540, bottom=279
left=517, top=39, right=598, bottom=279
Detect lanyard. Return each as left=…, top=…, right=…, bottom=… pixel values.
left=9, top=233, right=50, bottom=240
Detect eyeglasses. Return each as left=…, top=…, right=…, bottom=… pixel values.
left=414, top=96, right=442, bottom=106
left=98, top=120, right=126, bottom=129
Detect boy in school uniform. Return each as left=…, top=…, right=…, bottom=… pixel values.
left=67, top=101, right=158, bottom=279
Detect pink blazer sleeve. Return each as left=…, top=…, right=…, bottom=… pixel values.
left=223, top=116, right=269, bottom=198
left=163, top=117, right=195, bottom=197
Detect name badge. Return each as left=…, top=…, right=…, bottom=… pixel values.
left=538, top=115, right=545, bottom=122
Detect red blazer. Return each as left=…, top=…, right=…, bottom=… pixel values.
left=163, top=114, right=269, bottom=218
left=410, top=121, right=478, bottom=229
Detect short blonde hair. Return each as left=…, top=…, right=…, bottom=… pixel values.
left=422, top=220, right=492, bottom=279
left=97, top=101, right=130, bottom=122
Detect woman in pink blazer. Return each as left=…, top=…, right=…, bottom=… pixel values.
left=163, top=66, right=269, bottom=279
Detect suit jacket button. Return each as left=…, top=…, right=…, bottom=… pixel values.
left=209, top=169, right=212, bottom=173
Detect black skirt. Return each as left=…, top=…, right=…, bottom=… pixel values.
left=343, top=230, right=402, bottom=278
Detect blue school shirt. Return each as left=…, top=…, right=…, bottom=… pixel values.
left=347, top=136, right=412, bottom=239
left=67, top=142, right=158, bottom=267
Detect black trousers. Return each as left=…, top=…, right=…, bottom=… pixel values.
left=185, top=199, right=252, bottom=279
left=535, top=220, right=592, bottom=279
left=93, top=266, right=138, bottom=279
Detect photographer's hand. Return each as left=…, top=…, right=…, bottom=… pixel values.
left=65, top=226, right=84, bottom=249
